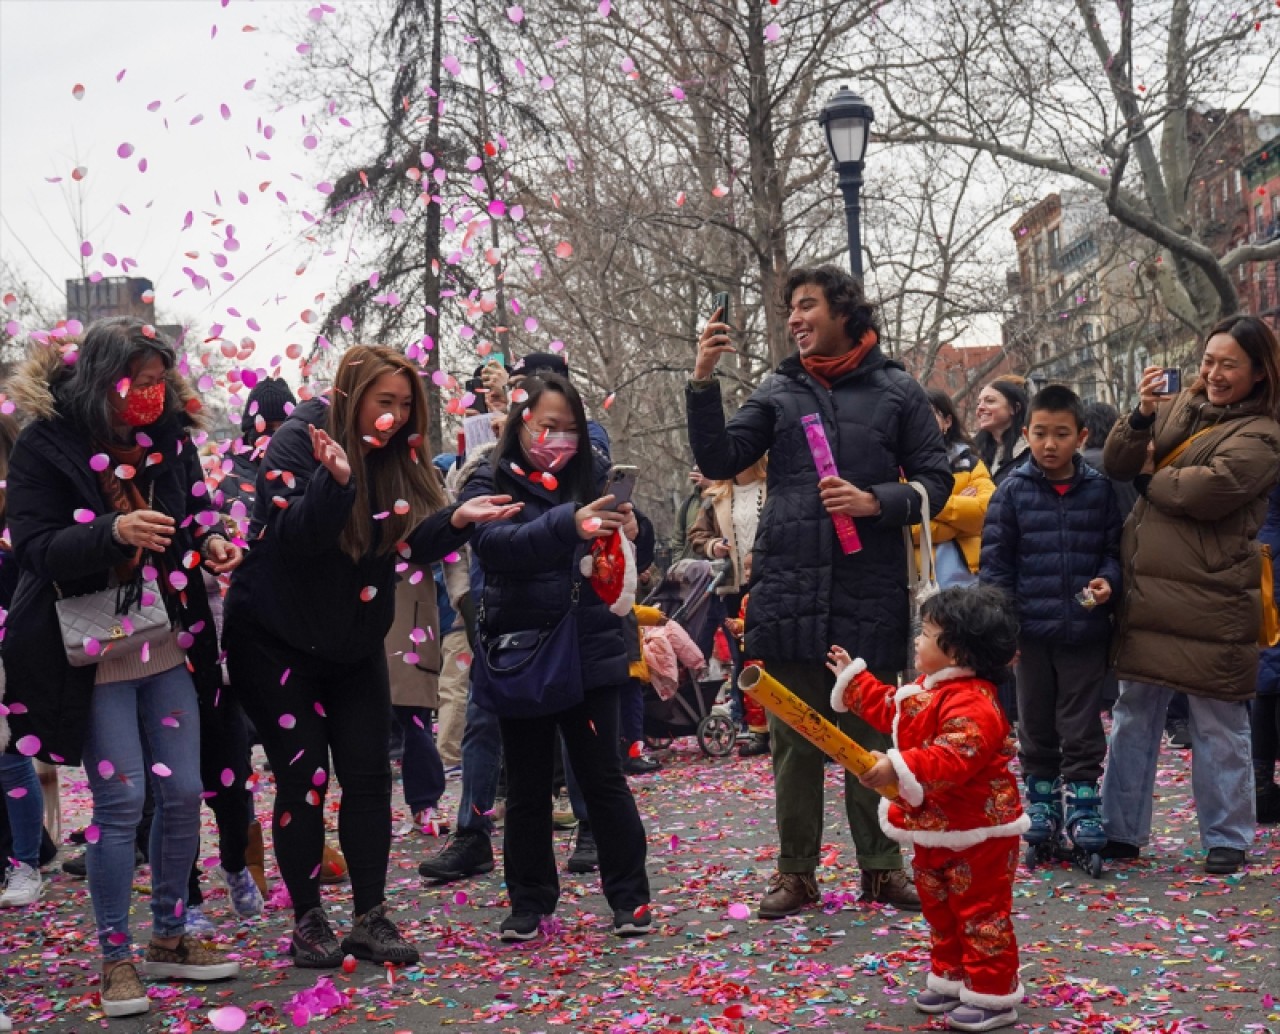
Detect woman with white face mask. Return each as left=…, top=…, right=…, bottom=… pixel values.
left=458, top=372, right=656, bottom=944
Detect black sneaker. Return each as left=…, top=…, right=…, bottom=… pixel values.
left=289, top=906, right=343, bottom=969
left=342, top=903, right=420, bottom=966
left=567, top=827, right=598, bottom=874
left=499, top=912, right=543, bottom=942
left=1164, top=718, right=1191, bottom=749
left=612, top=906, right=652, bottom=937
left=1100, top=840, right=1141, bottom=861
left=1204, top=846, right=1245, bottom=875
left=622, top=755, right=662, bottom=776
left=61, top=846, right=145, bottom=879
left=418, top=831, right=495, bottom=883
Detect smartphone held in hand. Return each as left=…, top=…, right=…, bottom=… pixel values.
left=711, top=291, right=730, bottom=326
left=1160, top=368, right=1181, bottom=395
left=606, top=465, right=639, bottom=509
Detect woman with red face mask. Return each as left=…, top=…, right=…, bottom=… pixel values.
left=2, top=317, right=243, bottom=1017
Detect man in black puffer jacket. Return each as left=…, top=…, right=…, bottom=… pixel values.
left=687, top=265, right=952, bottom=916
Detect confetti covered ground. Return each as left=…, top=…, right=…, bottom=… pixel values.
left=5, top=737, right=1278, bottom=1033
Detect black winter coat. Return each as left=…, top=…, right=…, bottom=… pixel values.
left=459, top=453, right=656, bottom=693
left=224, top=399, right=471, bottom=661
left=686, top=348, right=952, bottom=669
left=979, top=455, right=1123, bottom=643
left=2, top=373, right=222, bottom=767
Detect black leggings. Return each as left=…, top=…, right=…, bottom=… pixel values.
left=226, top=618, right=392, bottom=921
left=188, top=696, right=252, bottom=907
left=1252, top=696, right=1280, bottom=773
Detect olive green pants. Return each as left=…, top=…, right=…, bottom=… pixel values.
left=764, top=660, right=904, bottom=873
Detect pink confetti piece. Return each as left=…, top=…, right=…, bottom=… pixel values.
left=97, top=760, right=115, bottom=780
left=221, top=768, right=235, bottom=787
left=85, top=824, right=101, bottom=844
left=727, top=902, right=751, bottom=920
left=209, top=1006, right=248, bottom=1032
left=312, top=767, right=326, bottom=786
left=279, top=713, right=297, bottom=729
left=151, top=762, right=172, bottom=777
left=73, top=508, right=96, bottom=524
left=15, top=735, right=40, bottom=756
left=117, top=142, right=135, bottom=159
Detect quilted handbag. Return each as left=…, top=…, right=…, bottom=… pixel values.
left=55, top=573, right=173, bottom=667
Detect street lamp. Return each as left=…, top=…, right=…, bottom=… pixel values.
left=819, top=85, right=875, bottom=279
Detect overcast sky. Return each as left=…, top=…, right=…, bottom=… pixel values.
left=0, top=0, right=346, bottom=379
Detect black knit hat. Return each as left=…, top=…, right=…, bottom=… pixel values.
left=241, top=377, right=297, bottom=434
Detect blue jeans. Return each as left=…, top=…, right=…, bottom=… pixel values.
left=393, top=705, right=444, bottom=814
left=1101, top=679, right=1255, bottom=852
left=82, top=664, right=203, bottom=960
left=0, top=754, right=43, bottom=869
left=456, top=691, right=590, bottom=833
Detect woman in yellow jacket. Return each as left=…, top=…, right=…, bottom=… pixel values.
left=917, top=390, right=996, bottom=587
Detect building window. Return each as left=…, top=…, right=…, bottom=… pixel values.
left=1257, top=203, right=1266, bottom=233
left=1223, top=178, right=1230, bottom=203
left=1233, top=170, right=1243, bottom=196
left=1081, top=323, right=1094, bottom=342
left=1048, top=227, right=1060, bottom=262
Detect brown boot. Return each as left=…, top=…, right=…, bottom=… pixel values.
left=244, top=820, right=268, bottom=897
left=758, top=871, right=819, bottom=919
left=319, top=843, right=349, bottom=885
left=860, top=868, right=922, bottom=911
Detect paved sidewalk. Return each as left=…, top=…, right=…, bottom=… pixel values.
left=5, top=741, right=1278, bottom=1032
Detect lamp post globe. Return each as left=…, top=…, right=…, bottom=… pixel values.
left=819, top=86, right=875, bottom=278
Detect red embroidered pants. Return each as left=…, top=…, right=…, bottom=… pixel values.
left=913, top=835, right=1020, bottom=1000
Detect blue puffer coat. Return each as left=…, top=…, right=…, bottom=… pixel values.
left=980, top=455, right=1123, bottom=643
left=1256, top=483, right=1280, bottom=696
left=458, top=453, right=655, bottom=693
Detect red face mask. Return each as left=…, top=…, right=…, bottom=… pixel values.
left=120, top=382, right=166, bottom=427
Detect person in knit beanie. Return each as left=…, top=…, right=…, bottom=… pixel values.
left=241, top=377, right=297, bottom=438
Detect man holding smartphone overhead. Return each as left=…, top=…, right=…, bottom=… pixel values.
left=685, top=266, right=951, bottom=916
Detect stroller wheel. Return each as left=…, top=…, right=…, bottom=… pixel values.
left=697, top=714, right=737, bottom=758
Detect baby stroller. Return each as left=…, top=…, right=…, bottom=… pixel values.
left=640, top=559, right=737, bottom=757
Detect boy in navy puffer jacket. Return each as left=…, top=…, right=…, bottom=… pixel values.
left=980, top=385, right=1123, bottom=857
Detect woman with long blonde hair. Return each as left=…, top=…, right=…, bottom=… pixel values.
left=224, top=345, right=519, bottom=969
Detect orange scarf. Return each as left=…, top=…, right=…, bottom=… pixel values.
left=800, top=329, right=879, bottom=388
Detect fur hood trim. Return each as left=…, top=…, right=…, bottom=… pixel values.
left=453, top=441, right=498, bottom=492
left=6, top=342, right=206, bottom=429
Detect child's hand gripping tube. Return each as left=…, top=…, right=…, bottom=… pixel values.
left=802, top=414, right=862, bottom=555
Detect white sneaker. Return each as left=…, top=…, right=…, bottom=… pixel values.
left=0, top=1007, right=11, bottom=1031
left=0, top=863, right=42, bottom=907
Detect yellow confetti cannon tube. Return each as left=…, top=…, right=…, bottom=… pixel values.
left=738, top=666, right=898, bottom=800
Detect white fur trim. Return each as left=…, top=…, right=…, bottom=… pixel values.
left=922, top=666, right=974, bottom=690
left=927, top=973, right=965, bottom=996
left=960, top=982, right=1025, bottom=1010
left=894, top=682, right=925, bottom=703
left=878, top=799, right=1031, bottom=849
left=610, top=532, right=638, bottom=617
left=886, top=749, right=925, bottom=806
left=830, top=657, right=867, bottom=712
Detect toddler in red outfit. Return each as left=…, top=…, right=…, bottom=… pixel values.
left=827, top=585, right=1026, bottom=1033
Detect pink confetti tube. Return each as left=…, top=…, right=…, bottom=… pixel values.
left=802, top=414, right=862, bottom=555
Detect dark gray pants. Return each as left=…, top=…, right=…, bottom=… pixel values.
left=765, top=661, right=903, bottom=873
left=1015, top=637, right=1109, bottom=784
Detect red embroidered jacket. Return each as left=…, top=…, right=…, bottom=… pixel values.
left=832, top=662, right=1029, bottom=849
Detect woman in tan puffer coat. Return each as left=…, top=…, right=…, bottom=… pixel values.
left=1099, top=315, right=1280, bottom=875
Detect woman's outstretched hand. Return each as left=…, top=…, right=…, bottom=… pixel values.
left=309, top=425, right=351, bottom=486
left=451, top=495, right=524, bottom=528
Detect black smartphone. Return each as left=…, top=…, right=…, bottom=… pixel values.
left=605, top=464, right=639, bottom=509
left=1160, top=368, right=1181, bottom=395
left=711, top=291, right=730, bottom=326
